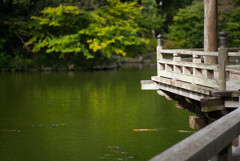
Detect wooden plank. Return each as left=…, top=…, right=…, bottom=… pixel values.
left=228, top=52, right=240, bottom=57
left=157, top=70, right=219, bottom=88
left=158, top=49, right=239, bottom=57
left=151, top=76, right=212, bottom=95
left=159, top=49, right=218, bottom=57
left=149, top=107, right=240, bottom=161
left=158, top=59, right=217, bottom=70
left=140, top=80, right=159, bottom=90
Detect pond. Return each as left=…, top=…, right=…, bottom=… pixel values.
left=0, top=64, right=193, bottom=161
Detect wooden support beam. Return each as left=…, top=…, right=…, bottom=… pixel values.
left=156, top=90, right=175, bottom=101
left=211, top=91, right=240, bottom=97
left=201, top=97, right=225, bottom=112
left=204, top=0, right=218, bottom=64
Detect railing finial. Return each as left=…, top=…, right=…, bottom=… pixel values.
left=219, top=31, right=228, bottom=48
left=157, top=34, right=163, bottom=48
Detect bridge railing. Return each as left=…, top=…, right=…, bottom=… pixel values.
left=149, top=106, right=240, bottom=161
left=156, top=33, right=240, bottom=90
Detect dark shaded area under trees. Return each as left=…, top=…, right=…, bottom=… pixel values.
left=0, top=0, right=239, bottom=71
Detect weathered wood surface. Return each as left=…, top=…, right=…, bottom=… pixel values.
left=149, top=107, right=240, bottom=161
left=204, top=0, right=217, bottom=64
left=140, top=80, right=160, bottom=90
left=151, top=76, right=212, bottom=95
left=158, top=49, right=240, bottom=57
left=201, top=97, right=225, bottom=112
left=159, top=49, right=218, bottom=56
left=211, top=91, right=240, bottom=97
left=228, top=52, right=240, bottom=57
left=218, top=48, right=228, bottom=90
left=158, top=59, right=217, bottom=70
left=157, top=70, right=219, bottom=88
left=141, top=79, right=207, bottom=101
left=226, top=81, right=240, bottom=91
left=189, top=116, right=207, bottom=129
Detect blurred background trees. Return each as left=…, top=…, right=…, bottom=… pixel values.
left=0, top=0, right=239, bottom=71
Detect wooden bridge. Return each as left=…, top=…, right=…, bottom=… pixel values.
left=141, top=32, right=240, bottom=128
left=141, top=0, right=240, bottom=160
left=141, top=34, right=240, bottom=160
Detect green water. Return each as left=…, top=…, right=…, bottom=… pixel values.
left=0, top=64, right=192, bottom=161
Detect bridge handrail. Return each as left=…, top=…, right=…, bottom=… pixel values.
left=159, top=49, right=218, bottom=57
left=149, top=107, right=240, bottom=161
left=156, top=34, right=239, bottom=90
left=159, top=49, right=240, bottom=57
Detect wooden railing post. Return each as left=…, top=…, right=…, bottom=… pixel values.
left=218, top=31, right=228, bottom=91
left=157, top=35, right=164, bottom=76
left=204, top=0, right=218, bottom=64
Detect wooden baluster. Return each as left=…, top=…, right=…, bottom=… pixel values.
left=173, top=52, right=182, bottom=73
left=157, top=35, right=164, bottom=76
left=193, top=55, right=202, bottom=77
left=203, top=69, right=214, bottom=79
left=183, top=55, right=191, bottom=75
left=218, top=31, right=228, bottom=91
left=183, top=67, right=191, bottom=75
left=165, top=64, right=173, bottom=72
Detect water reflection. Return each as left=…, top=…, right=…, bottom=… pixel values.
left=0, top=64, right=192, bottom=161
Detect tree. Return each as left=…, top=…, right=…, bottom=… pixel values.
left=27, top=0, right=147, bottom=59
left=167, top=0, right=240, bottom=49
left=136, top=0, right=166, bottom=37
left=168, top=0, right=204, bottom=48
left=218, top=0, right=240, bottom=47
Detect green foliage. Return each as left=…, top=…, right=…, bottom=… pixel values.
left=168, top=0, right=240, bottom=48
left=136, top=0, right=166, bottom=37
left=160, top=0, right=193, bottom=26
left=10, top=55, right=34, bottom=71
left=0, top=53, right=12, bottom=70
left=218, top=1, right=240, bottom=47
left=168, top=0, right=204, bottom=48
left=27, top=0, right=147, bottom=59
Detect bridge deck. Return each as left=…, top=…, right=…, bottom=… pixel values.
left=141, top=40, right=240, bottom=125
